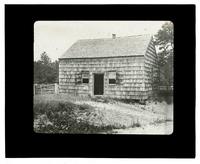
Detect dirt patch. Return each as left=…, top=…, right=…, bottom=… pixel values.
left=113, top=121, right=173, bottom=134
left=75, top=99, right=173, bottom=133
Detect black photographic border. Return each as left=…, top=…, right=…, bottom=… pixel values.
left=5, top=4, right=195, bottom=158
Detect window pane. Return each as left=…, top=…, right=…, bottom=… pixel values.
left=83, top=78, right=89, bottom=83
left=109, top=79, right=116, bottom=84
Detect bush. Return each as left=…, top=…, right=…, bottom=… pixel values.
left=34, top=101, right=114, bottom=134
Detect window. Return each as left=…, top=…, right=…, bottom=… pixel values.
left=108, top=71, right=116, bottom=84
left=82, top=71, right=89, bottom=84
left=109, top=79, right=116, bottom=84
left=83, top=78, right=89, bottom=83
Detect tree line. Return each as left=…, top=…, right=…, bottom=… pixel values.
left=34, top=22, right=173, bottom=86
left=34, top=52, right=59, bottom=84
left=155, top=21, right=173, bottom=86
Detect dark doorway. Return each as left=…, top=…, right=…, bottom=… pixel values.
left=94, top=74, right=104, bottom=95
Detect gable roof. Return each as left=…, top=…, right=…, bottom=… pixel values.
left=60, top=34, right=153, bottom=59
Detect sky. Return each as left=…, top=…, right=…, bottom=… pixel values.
left=34, top=21, right=167, bottom=61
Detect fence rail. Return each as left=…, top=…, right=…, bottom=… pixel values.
left=34, top=83, right=59, bottom=95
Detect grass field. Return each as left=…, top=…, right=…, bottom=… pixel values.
left=34, top=94, right=173, bottom=134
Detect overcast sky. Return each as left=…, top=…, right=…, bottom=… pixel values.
left=34, top=21, right=167, bottom=61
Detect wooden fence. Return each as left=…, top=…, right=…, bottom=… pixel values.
left=34, top=83, right=59, bottom=95
left=158, top=85, right=173, bottom=96
left=159, top=85, right=173, bottom=91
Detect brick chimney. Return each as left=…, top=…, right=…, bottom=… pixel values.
left=112, top=34, right=116, bottom=39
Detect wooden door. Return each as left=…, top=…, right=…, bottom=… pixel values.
left=94, top=74, right=104, bottom=95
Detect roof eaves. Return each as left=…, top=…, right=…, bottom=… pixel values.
left=58, top=55, right=144, bottom=60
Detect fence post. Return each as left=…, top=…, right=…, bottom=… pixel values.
left=55, top=83, right=59, bottom=94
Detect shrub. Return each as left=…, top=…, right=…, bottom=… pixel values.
left=34, top=101, right=115, bottom=134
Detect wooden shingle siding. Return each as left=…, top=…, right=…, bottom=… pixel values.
left=144, top=39, right=159, bottom=95
left=59, top=56, right=147, bottom=99
left=59, top=35, right=158, bottom=100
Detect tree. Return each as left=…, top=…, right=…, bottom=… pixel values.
left=40, top=51, right=51, bottom=65
left=34, top=52, right=59, bottom=84
left=154, top=21, right=174, bottom=86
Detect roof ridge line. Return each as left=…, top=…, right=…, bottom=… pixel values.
left=77, top=34, right=152, bottom=41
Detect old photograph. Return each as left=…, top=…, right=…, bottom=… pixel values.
left=33, top=21, right=173, bottom=134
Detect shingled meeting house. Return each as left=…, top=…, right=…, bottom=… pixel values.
left=59, top=34, right=158, bottom=100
